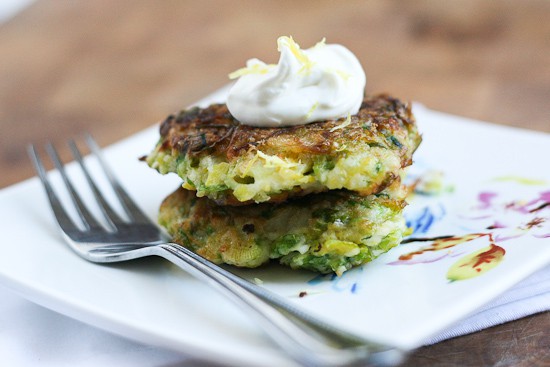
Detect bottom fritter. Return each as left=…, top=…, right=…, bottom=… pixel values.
left=159, top=180, right=408, bottom=275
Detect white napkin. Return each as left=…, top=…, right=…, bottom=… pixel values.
left=1, top=266, right=547, bottom=366
left=0, top=285, right=190, bottom=367
left=426, top=265, right=550, bottom=344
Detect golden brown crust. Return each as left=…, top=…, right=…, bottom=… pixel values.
left=158, top=93, right=420, bottom=165
left=158, top=178, right=407, bottom=271
left=148, top=93, right=422, bottom=205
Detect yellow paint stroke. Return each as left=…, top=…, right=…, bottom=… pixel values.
left=494, top=176, right=547, bottom=185
left=447, top=244, right=505, bottom=281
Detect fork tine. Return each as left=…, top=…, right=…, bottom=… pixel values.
left=85, top=134, right=151, bottom=223
left=45, top=143, right=101, bottom=230
left=68, top=139, right=124, bottom=229
left=27, top=145, right=83, bottom=235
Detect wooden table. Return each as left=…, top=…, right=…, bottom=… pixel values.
left=1, top=1, right=548, bottom=365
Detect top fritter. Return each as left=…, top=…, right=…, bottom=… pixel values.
left=147, top=93, right=421, bottom=205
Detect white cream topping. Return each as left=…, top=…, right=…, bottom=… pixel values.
left=226, top=36, right=366, bottom=127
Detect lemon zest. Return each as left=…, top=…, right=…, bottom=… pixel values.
left=330, top=114, right=352, bottom=132
left=305, top=102, right=319, bottom=119
left=278, top=36, right=315, bottom=74
left=256, top=150, right=298, bottom=169
left=336, top=69, right=352, bottom=81
left=229, top=62, right=275, bottom=80
left=313, top=37, right=327, bottom=49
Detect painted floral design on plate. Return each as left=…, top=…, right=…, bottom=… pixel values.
left=391, top=171, right=549, bottom=281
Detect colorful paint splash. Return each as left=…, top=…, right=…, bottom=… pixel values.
left=493, top=176, right=548, bottom=186
left=390, top=174, right=549, bottom=282
left=465, top=189, right=550, bottom=241
left=307, top=268, right=361, bottom=294
left=447, top=243, right=506, bottom=281
left=403, top=169, right=452, bottom=235
left=306, top=173, right=549, bottom=292
left=405, top=204, right=446, bottom=235
left=391, top=233, right=488, bottom=265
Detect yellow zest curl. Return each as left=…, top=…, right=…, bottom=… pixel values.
left=330, top=114, right=352, bottom=132
left=277, top=36, right=315, bottom=74
left=229, top=62, right=275, bottom=80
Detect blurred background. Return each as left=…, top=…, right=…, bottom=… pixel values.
left=0, top=2, right=549, bottom=365
left=1, top=0, right=549, bottom=190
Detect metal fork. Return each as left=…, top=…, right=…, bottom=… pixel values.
left=28, top=135, right=405, bottom=367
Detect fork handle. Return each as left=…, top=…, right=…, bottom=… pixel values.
left=152, top=243, right=404, bottom=367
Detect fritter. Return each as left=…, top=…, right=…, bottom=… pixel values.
left=158, top=179, right=408, bottom=275
left=147, top=94, right=421, bottom=205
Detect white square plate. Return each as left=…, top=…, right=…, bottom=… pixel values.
left=1, top=88, right=549, bottom=366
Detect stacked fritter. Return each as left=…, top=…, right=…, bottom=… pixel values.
left=147, top=94, right=421, bottom=275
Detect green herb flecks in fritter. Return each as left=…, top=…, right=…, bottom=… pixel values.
left=158, top=179, right=408, bottom=275
left=147, top=94, right=421, bottom=205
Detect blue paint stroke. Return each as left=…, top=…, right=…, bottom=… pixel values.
left=307, top=268, right=363, bottom=294
left=307, top=273, right=335, bottom=286
left=405, top=203, right=446, bottom=235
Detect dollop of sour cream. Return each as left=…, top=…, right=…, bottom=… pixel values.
left=226, top=36, right=366, bottom=127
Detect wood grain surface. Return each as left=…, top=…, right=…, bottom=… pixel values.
left=0, top=1, right=548, bottom=366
